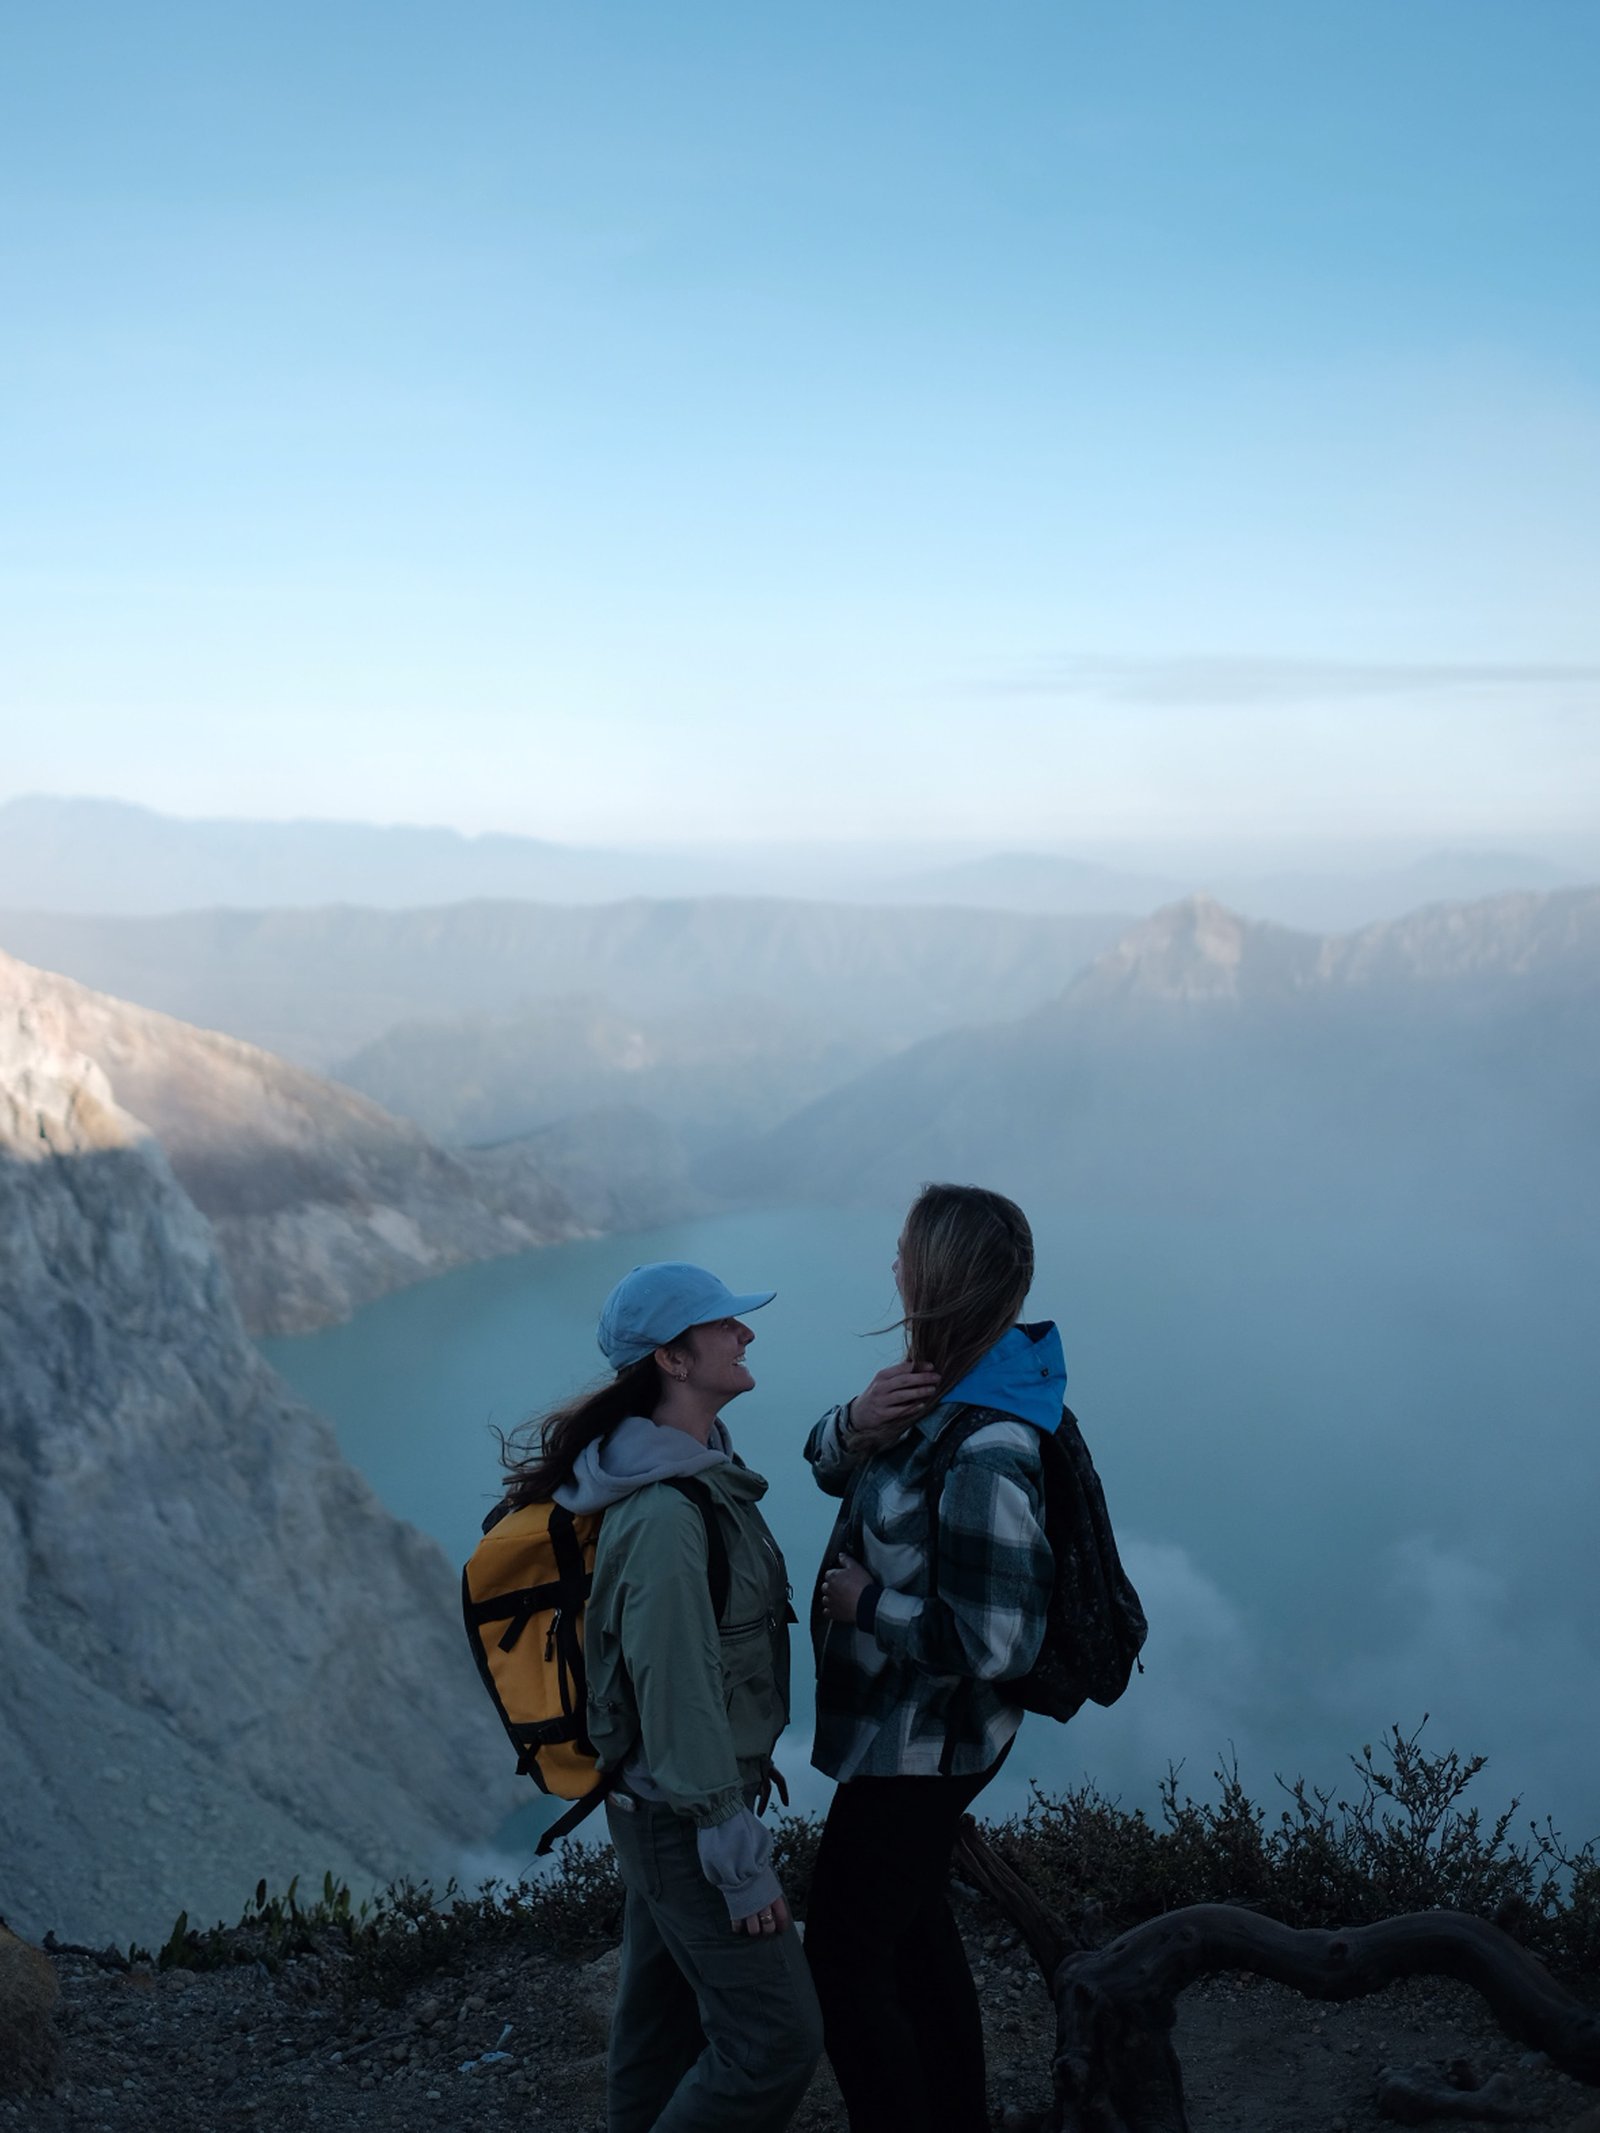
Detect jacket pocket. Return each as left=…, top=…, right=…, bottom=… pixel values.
left=718, top=1614, right=783, bottom=1738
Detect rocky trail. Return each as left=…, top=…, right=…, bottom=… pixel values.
left=9, top=1904, right=1599, bottom=2133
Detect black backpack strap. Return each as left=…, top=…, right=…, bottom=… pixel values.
left=534, top=1763, right=624, bottom=1857
left=663, top=1474, right=732, bottom=1624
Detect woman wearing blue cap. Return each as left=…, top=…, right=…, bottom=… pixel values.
left=803, top=1184, right=1059, bottom=2133
left=498, top=1261, right=821, bottom=2133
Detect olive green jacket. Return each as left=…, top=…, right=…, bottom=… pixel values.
left=585, top=1454, right=792, bottom=1830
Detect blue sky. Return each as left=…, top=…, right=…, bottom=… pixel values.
left=2, top=2, right=1596, bottom=848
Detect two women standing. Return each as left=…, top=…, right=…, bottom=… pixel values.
left=503, top=1181, right=1073, bottom=2133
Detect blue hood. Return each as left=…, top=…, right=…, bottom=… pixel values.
left=938, top=1320, right=1066, bottom=1434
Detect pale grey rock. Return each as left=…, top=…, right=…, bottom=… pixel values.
left=0, top=951, right=589, bottom=1335
left=0, top=961, right=517, bottom=1946
left=1062, top=894, right=1322, bottom=1007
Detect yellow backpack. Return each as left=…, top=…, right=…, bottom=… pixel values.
left=462, top=1479, right=730, bottom=1854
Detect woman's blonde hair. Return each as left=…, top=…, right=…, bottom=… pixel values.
left=897, top=1182, right=1034, bottom=1396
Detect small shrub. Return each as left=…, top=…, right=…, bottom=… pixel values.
left=129, top=1725, right=1600, bottom=1996
left=983, top=1720, right=1599, bottom=1987
left=136, top=1870, right=372, bottom=1974
left=129, top=1847, right=627, bottom=2001
left=770, top=1810, right=823, bottom=1916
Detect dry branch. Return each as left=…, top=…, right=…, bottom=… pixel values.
left=955, top=1823, right=1600, bottom=2133
left=954, top=1817, right=1073, bottom=1977
left=1072, top=1905, right=1600, bottom=2081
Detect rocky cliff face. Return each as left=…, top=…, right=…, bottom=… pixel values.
left=0, top=952, right=613, bottom=1336
left=1060, top=894, right=1324, bottom=1007
left=0, top=963, right=517, bottom=1946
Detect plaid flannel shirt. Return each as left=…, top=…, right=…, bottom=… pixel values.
left=806, top=1398, right=1051, bottom=1781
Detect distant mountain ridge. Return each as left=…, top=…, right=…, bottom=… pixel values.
left=1055, top=893, right=1323, bottom=1005
left=887, top=848, right=1578, bottom=932
left=875, top=849, right=1186, bottom=914
left=714, top=888, right=1600, bottom=1220
left=1209, top=848, right=1578, bottom=933
left=1061, top=886, right=1600, bottom=1007
left=0, top=795, right=1151, bottom=914
left=0, top=897, right=1128, bottom=1071
left=0, top=794, right=666, bottom=912
left=2, top=795, right=1580, bottom=932
left=333, top=992, right=880, bottom=1153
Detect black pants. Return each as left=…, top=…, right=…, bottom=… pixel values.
left=804, top=1754, right=1006, bottom=2133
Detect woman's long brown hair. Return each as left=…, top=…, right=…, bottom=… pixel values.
left=497, top=1355, right=667, bottom=1506
left=897, top=1182, right=1034, bottom=1397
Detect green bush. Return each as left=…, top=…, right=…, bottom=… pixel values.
left=980, top=1721, right=1600, bottom=1985
left=132, top=1724, right=1600, bottom=1996
left=143, top=1871, right=371, bottom=1973
left=131, top=1846, right=625, bottom=2000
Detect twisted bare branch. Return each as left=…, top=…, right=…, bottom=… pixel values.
left=953, top=1817, right=1071, bottom=1978
left=954, top=1823, right=1600, bottom=2132
left=1070, top=1905, right=1600, bottom=2085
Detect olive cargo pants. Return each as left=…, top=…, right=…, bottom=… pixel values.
left=603, top=1792, right=822, bottom=2133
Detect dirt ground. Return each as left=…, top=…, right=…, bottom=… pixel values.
left=8, top=1914, right=1599, bottom=2133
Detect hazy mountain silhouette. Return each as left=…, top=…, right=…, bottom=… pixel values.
left=1207, top=849, right=1578, bottom=932
left=712, top=889, right=1600, bottom=1228
left=0, top=794, right=1155, bottom=914
left=0, top=897, right=1129, bottom=1070
left=884, top=847, right=1577, bottom=931
left=5, top=797, right=1576, bottom=934
left=0, top=795, right=692, bottom=912
left=879, top=850, right=1185, bottom=914
left=334, top=993, right=880, bottom=1153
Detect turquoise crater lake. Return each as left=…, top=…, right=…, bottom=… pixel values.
left=263, top=1202, right=1600, bottom=1854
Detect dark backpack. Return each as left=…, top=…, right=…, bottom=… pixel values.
left=924, top=1402, right=1146, bottom=1725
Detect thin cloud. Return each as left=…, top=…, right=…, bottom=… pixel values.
left=981, top=656, right=1600, bottom=708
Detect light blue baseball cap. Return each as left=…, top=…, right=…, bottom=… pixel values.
left=597, top=1262, right=777, bottom=1369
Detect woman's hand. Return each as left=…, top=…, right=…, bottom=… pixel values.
left=820, top=1549, right=874, bottom=1626
left=846, top=1361, right=941, bottom=1450
left=732, top=1894, right=792, bottom=1936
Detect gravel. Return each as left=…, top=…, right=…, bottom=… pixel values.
left=8, top=1924, right=1597, bottom=2133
